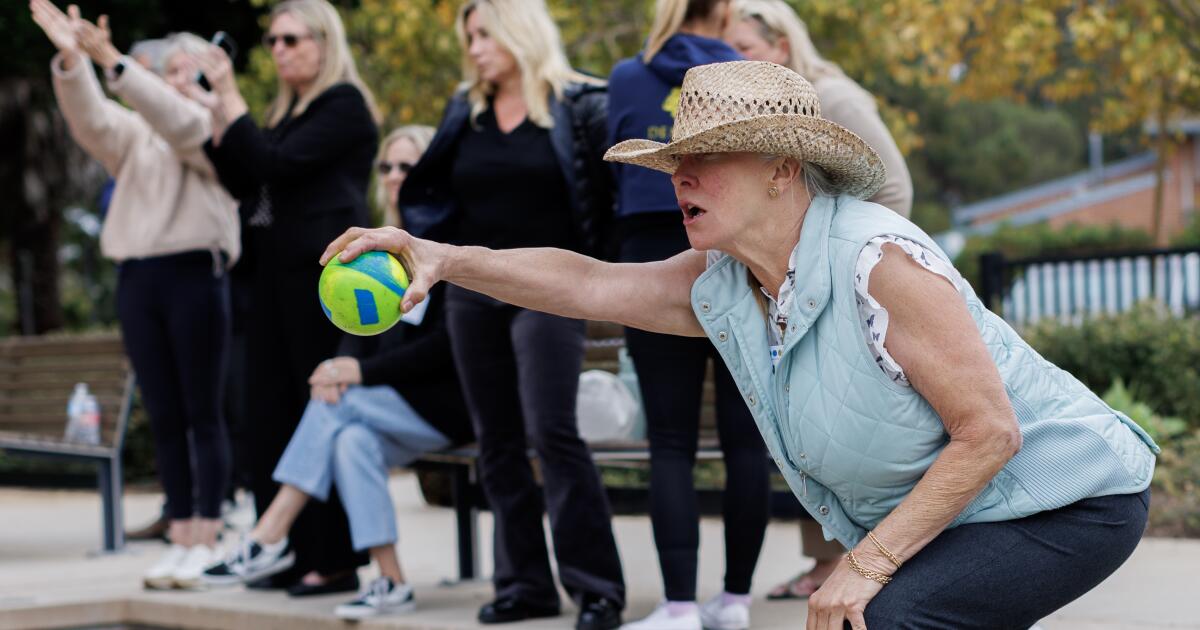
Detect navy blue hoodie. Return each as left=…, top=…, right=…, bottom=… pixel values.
left=607, top=34, right=741, bottom=218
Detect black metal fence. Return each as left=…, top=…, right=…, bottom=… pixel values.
left=978, top=246, right=1200, bottom=326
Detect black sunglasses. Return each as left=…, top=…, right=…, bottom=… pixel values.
left=377, top=161, right=414, bottom=175
left=263, top=33, right=314, bottom=48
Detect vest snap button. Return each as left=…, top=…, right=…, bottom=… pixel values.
left=807, top=299, right=817, bottom=310
left=701, top=302, right=711, bottom=313
left=819, top=505, right=830, bottom=516
left=784, top=384, right=791, bottom=393
left=748, top=394, right=757, bottom=406
left=717, top=331, right=728, bottom=342
left=799, top=452, right=806, bottom=459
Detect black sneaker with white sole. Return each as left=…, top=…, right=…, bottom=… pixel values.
left=335, top=577, right=416, bottom=619
left=202, top=536, right=294, bottom=586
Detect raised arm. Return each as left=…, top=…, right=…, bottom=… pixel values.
left=320, top=227, right=708, bottom=337
left=33, top=0, right=142, bottom=175
left=73, top=16, right=216, bottom=175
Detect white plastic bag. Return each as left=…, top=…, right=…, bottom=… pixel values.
left=576, top=369, right=640, bottom=443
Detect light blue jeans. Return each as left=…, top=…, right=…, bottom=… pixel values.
left=273, top=385, right=450, bottom=551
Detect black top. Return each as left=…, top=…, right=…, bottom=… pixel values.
left=204, top=83, right=378, bottom=270
left=336, top=285, right=473, bottom=445
left=450, top=108, right=572, bottom=250
left=400, top=83, right=613, bottom=258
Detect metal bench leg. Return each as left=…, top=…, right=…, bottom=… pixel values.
left=452, top=464, right=479, bottom=581
left=97, top=456, right=125, bottom=552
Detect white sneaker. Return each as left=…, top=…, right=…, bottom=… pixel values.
left=621, top=602, right=702, bottom=630
left=144, top=544, right=188, bottom=590
left=699, top=594, right=750, bottom=630
left=335, top=577, right=416, bottom=619
left=173, top=545, right=216, bottom=590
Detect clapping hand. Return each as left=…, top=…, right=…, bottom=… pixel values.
left=76, top=14, right=121, bottom=69
left=29, top=0, right=79, bottom=54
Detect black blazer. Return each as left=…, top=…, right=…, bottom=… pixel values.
left=336, top=284, right=473, bottom=446
left=400, top=82, right=614, bottom=258
left=205, top=83, right=379, bottom=270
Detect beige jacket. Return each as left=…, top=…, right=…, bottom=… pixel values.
left=815, top=76, right=913, bottom=217
left=51, top=52, right=239, bottom=265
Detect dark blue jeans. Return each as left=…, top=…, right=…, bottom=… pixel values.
left=862, top=488, right=1150, bottom=628
left=117, top=250, right=231, bottom=519
left=446, top=286, right=626, bottom=608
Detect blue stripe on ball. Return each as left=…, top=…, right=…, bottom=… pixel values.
left=346, top=252, right=406, bottom=297
left=354, top=289, right=380, bottom=325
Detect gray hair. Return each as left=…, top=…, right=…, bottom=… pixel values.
left=162, top=32, right=211, bottom=66
left=759, top=154, right=844, bottom=198
left=128, top=39, right=169, bottom=74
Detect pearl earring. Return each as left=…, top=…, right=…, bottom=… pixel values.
left=768, top=186, right=780, bottom=199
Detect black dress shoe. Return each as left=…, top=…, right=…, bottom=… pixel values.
left=478, top=596, right=561, bottom=624
left=286, top=572, right=359, bottom=597
left=576, top=595, right=622, bottom=630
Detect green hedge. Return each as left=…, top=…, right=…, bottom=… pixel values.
left=1025, top=302, right=1200, bottom=428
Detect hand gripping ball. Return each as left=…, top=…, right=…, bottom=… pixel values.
left=319, top=251, right=410, bottom=336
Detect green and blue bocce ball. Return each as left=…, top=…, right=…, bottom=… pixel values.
left=319, top=251, right=410, bottom=336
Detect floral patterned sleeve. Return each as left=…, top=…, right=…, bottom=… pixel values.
left=854, top=236, right=968, bottom=386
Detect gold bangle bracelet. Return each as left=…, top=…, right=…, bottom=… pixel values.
left=846, top=550, right=892, bottom=585
left=867, top=531, right=904, bottom=569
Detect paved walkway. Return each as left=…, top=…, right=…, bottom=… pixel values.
left=0, top=474, right=1196, bottom=629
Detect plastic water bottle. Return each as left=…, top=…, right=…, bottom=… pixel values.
left=65, top=383, right=101, bottom=445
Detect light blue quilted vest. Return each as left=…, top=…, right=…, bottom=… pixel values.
left=691, top=194, right=1159, bottom=549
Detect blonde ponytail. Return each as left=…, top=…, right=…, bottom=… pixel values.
left=643, top=0, right=690, bottom=62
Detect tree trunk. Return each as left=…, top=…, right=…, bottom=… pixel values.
left=0, top=77, right=98, bottom=335
left=1151, top=99, right=1171, bottom=248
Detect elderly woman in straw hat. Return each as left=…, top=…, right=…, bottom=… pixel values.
left=322, top=61, right=1157, bottom=629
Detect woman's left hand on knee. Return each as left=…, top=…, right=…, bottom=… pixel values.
left=806, top=558, right=884, bottom=630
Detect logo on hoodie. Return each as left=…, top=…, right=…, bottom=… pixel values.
left=647, top=87, right=683, bottom=141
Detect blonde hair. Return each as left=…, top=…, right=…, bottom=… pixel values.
left=264, top=0, right=381, bottom=127
left=455, top=0, right=602, bottom=129
left=733, top=0, right=845, bottom=82
left=375, top=125, right=436, bottom=227
left=643, top=0, right=729, bottom=62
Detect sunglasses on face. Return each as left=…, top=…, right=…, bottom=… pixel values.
left=377, top=161, right=414, bottom=175
left=263, top=32, right=314, bottom=49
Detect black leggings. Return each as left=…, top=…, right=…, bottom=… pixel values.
left=620, top=219, right=770, bottom=601
left=117, top=251, right=231, bottom=520
left=863, top=489, right=1150, bottom=628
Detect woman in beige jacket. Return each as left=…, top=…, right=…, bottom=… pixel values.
left=31, top=0, right=238, bottom=590
left=723, top=0, right=914, bottom=600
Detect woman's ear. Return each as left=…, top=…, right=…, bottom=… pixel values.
left=770, top=156, right=804, bottom=191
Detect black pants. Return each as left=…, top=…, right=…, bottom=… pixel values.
left=446, top=286, right=625, bottom=608
left=117, top=251, right=231, bottom=520
left=245, top=261, right=366, bottom=577
left=619, top=219, right=771, bottom=601
left=863, top=489, right=1150, bottom=628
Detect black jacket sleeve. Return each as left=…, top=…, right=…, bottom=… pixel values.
left=216, top=84, right=376, bottom=186
left=204, top=138, right=257, bottom=201
left=357, top=322, right=454, bottom=388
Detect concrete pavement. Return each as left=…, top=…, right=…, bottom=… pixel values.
left=0, top=473, right=1195, bottom=629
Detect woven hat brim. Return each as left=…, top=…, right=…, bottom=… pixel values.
left=604, top=114, right=887, bottom=200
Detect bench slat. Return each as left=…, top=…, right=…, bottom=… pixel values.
left=0, top=430, right=115, bottom=457
left=0, top=336, right=124, bottom=357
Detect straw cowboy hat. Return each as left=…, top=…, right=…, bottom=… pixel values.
left=604, top=61, right=886, bottom=199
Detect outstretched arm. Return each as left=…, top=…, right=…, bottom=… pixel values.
left=321, top=227, right=707, bottom=337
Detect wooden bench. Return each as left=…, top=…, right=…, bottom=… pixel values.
left=0, top=334, right=136, bottom=552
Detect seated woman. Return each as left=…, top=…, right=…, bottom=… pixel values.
left=203, top=127, right=471, bottom=620
left=323, top=62, right=1158, bottom=629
